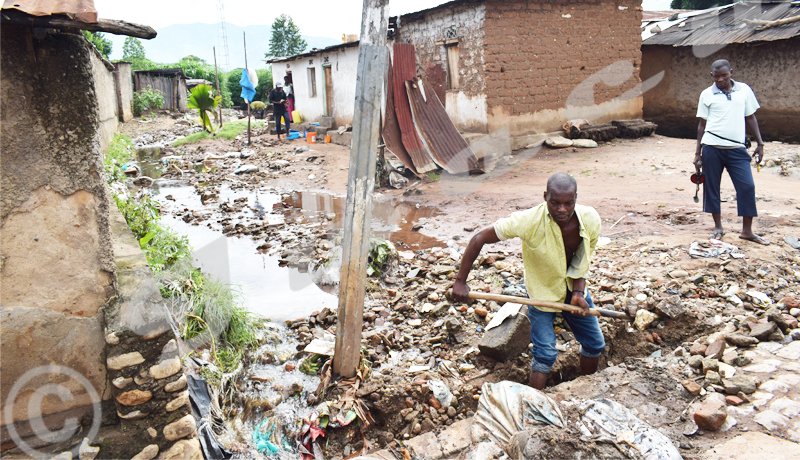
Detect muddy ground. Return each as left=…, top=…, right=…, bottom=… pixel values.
left=119, top=113, right=800, bottom=459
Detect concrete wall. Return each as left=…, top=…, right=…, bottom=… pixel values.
left=272, top=44, right=360, bottom=127
left=115, top=62, right=134, bottom=122
left=90, top=50, right=119, bottom=152
left=483, top=0, right=644, bottom=139
left=1, top=25, right=115, bottom=433
left=395, top=0, right=488, bottom=133
left=642, top=39, right=800, bottom=143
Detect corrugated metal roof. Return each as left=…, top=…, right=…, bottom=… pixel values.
left=405, top=75, right=480, bottom=175
left=393, top=43, right=436, bottom=174
left=383, top=56, right=419, bottom=176
left=643, top=1, right=800, bottom=46
left=2, top=0, right=97, bottom=23
left=265, top=41, right=359, bottom=63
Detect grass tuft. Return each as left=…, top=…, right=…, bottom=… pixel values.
left=172, top=120, right=264, bottom=146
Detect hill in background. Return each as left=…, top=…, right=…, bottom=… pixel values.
left=107, top=22, right=341, bottom=69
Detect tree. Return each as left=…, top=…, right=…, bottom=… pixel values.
left=122, top=37, right=146, bottom=61
left=254, top=68, right=274, bottom=102
left=267, top=14, right=307, bottom=58
left=83, top=31, right=112, bottom=59
left=670, top=0, right=733, bottom=9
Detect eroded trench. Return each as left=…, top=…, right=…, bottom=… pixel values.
left=134, top=148, right=715, bottom=458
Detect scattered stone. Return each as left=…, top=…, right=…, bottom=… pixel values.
left=478, top=305, right=529, bottom=362
left=53, top=452, right=72, bottom=460
left=694, top=400, right=727, bottom=431
left=726, top=375, right=757, bottom=394
left=634, top=309, right=658, bottom=331
left=726, top=333, right=759, bottom=347
left=725, top=395, right=743, bottom=406
left=117, top=410, right=147, bottom=420
left=544, top=136, right=573, bottom=148
left=105, top=332, right=119, bottom=345
left=702, top=358, right=719, bottom=374
left=147, top=427, right=157, bottom=438
left=753, top=410, right=789, bottom=431
left=768, top=308, right=792, bottom=333
left=79, top=438, right=100, bottom=460
left=705, top=341, right=726, bottom=360
left=750, top=322, right=777, bottom=341
left=285, top=362, right=296, bottom=372
left=705, top=371, right=722, bottom=386
left=759, top=379, right=790, bottom=394
left=669, top=270, right=689, bottom=278
left=769, top=398, right=800, bottom=417
left=655, top=297, right=685, bottom=319
left=112, top=376, right=133, bottom=389
left=107, top=352, right=145, bottom=370
left=688, top=355, right=703, bottom=369
left=682, top=379, right=702, bottom=395
left=117, top=389, right=153, bottom=406
left=790, top=308, right=800, bottom=317
left=690, top=343, right=708, bottom=356
left=717, top=362, right=736, bottom=379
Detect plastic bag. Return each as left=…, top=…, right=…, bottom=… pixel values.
left=577, top=398, right=682, bottom=460
left=472, top=381, right=565, bottom=445
left=428, top=380, right=454, bottom=408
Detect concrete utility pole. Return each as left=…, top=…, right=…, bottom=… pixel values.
left=332, top=0, right=389, bottom=378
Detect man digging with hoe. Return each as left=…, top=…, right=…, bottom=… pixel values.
left=452, top=173, right=606, bottom=389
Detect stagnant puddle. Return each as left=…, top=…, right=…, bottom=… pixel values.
left=144, top=158, right=443, bottom=321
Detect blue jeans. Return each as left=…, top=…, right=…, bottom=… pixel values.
left=527, top=290, right=606, bottom=374
left=702, top=145, right=757, bottom=217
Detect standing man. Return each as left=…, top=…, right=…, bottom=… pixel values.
left=452, top=173, right=606, bottom=389
left=695, top=59, right=768, bottom=245
left=269, top=82, right=290, bottom=139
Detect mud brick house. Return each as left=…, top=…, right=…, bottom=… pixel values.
left=271, top=0, right=645, bottom=148
left=2, top=3, right=199, bottom=459
left=642, top=1, right=800, bottom=143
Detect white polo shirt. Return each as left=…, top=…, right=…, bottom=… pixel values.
left=697, top=80, right=760, bottom=149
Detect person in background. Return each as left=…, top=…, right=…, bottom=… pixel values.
left=694, top=59, right=768, bottom=245
left=284, top=75, right=295, bottom=122
left=269, top=82, right=290, bottom=139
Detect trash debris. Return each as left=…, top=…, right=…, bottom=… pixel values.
left=428, top=380, right=454, bottom=408
left=234, top=164, right=259, bottom=175
left=472, top=381, right=565, bottom=445
left=689, top=239, right=745, bottom=259
left=578, top=398, right=682, bottom=460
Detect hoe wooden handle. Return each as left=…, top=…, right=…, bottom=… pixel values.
left=450, top=290, right=631, bottom=321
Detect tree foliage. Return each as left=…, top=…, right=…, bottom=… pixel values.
left=267, top=14, right=307, bottom=58
left=254, top=69, right=274, bottom=103
left=122, top=37, right=146, bottom=61
left=670, top=0, right=733, bottom=9
left=83, top=31, right=112, bottom=59
left=226, top=69, right=244, bottom=107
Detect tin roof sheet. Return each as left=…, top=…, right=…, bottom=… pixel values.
left=405, top=75, right=480, bottom=175
left=2, top=0, right=97, bottom=23
left=393, top=43, right=437, bottom=174
left=383, top=56, right=418, bottom=176
left=643, top=1, right=800, bottom=46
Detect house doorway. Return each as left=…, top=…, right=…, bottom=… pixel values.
left=323, top=65, right=334, bottom=117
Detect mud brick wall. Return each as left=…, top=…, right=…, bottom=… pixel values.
left=642, top=39, right=800, bottom=143
left=395, top=0, right=489, bottom=132
left=483, top=0, right=644, bottom=136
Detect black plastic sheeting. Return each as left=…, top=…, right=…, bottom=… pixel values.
left=187, top=375, right=232, bottom=460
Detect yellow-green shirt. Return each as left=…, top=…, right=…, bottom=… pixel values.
left=494, top=203, right=601, bottom=312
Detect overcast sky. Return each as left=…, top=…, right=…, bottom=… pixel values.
left=95, top=0, right=673, bottom=38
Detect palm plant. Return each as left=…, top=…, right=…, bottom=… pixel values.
left=187, top=84, right=221, bottom=132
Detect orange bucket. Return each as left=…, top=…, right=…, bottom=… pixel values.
left=307, top=132, right=316, bottom=144
left=325, top=135, right=332, bottom=143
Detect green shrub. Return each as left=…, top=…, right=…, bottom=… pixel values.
left=250, top=101, right=266, bottom=111
left=187, top=84, right=221, bottom=132
left=133, top=86, right=165, bottom=117
left=104, top=133, right=134, bottom=184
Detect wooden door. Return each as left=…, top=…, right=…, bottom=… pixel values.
left=324, top=66, right=334, bottom=117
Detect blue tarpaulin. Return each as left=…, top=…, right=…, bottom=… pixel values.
left=240, top=68, right=256, bottom=103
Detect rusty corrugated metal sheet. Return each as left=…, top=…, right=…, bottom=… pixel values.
left=405, top=75, right=480, bottom=175
left=643, top=1, right=800, bottom=46
left=2, top=0, right=97, bottom=23
left=393, top=43, right=437, bottom=174
left=425, top=60, right=447, bottom=109
left=383, top=56, right=419, bottom=176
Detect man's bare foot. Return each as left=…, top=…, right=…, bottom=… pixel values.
left=710, top=228, right=725, bottom=240
left=529, top=371, right=547, bottom=390
left=739, top=233, right=770, bottom=245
